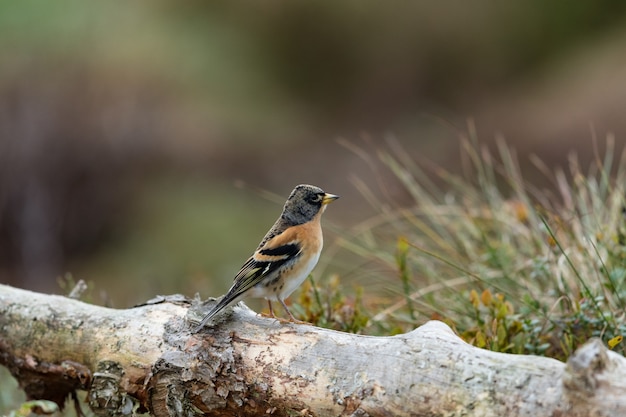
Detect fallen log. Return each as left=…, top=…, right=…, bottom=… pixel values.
left=1, top=284, right=625, bottom=416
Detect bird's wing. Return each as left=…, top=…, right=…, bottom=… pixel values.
left=229, top=240, right=302, bottom=295
left=195, top=236, right=302, bottom=329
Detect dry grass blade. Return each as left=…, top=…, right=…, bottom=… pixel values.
left=332, top=128, right=626, bottom=359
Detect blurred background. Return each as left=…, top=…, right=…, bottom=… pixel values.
left=2, top=1, right=626, bottom=307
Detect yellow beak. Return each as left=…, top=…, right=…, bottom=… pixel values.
left=322, top=193, right=340, bottom=205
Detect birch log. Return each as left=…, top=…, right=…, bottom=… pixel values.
left=1, top=284, right=625, bottom=417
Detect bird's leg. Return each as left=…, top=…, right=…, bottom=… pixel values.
left=260, top=299, right=308, bottom=324
left=279, top=298, right=308, bottom=324
left=260, top=300, right=277, bottom=318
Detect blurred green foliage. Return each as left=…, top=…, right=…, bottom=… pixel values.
left=0, top=367, right=25, bottom=417
left=68, top=177, right=277, bottom=307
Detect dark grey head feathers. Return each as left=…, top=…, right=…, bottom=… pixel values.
left=282, top=184, right=325, bottom=225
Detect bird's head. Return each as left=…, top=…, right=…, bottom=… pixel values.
left=282, top=184, right=339, bottom=224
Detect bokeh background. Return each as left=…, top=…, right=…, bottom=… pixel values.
left=2, top=1, right=626, bottom=308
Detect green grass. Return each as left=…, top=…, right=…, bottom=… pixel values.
left=307, top=128, right=626, bottom=361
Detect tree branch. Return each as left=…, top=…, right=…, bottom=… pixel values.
left=1, top=284, right=625, bottom=416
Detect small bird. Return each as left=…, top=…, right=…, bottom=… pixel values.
left=194, top=184, right=339, bottom=330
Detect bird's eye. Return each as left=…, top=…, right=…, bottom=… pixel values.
left=308, top=194, right=323, bottom=204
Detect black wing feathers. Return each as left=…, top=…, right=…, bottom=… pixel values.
left=194, top=241, right=302, bottom=330
left=259, top=243, right=300, bottom=257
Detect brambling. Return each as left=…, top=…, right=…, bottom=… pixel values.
left=194, top=184, right=339, bottom=330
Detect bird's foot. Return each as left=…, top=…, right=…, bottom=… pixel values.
left=259, top=312, right=309, bottom=324
left=288, top=318, right=310, bottom=325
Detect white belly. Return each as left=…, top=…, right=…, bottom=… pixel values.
left=276, top=250, right=320, bottom=300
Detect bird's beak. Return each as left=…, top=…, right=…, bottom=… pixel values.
left=322, top=193, right=340, bottom=205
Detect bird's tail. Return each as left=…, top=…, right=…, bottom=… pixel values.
left=193, top=294, right=239, bottom=332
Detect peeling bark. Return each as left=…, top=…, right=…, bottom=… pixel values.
left=1, top=284, right=625, bottom=417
